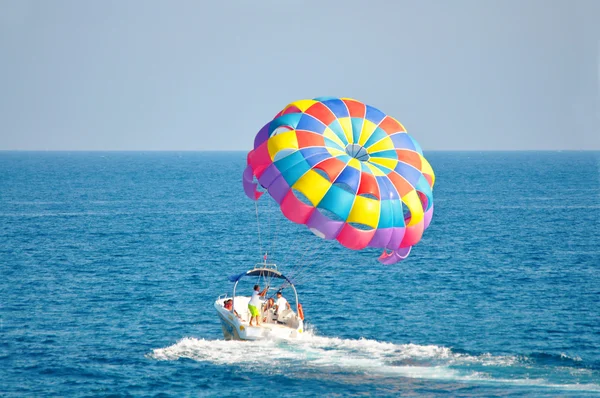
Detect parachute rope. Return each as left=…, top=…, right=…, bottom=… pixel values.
left=270, top=199, right=280, bottom=263
left=254, top=200, right=263, bottom=261
left=290, top=259, right=336, bottom=287
left=277, top=235, right=325, bottom=290
left=265, top=195, right=270, bottom=259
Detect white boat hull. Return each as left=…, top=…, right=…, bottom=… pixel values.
left=215, top=297, right=303, bottom=341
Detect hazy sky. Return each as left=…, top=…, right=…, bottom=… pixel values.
left=1, top=0, right=598, bottom=150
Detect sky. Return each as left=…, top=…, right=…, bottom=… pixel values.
left=0, top=0, right=598, bottom=151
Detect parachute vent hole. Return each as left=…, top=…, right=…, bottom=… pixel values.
left=417, top=191, right=429, bottom=210
left=358, top=193, right=378, bottom=200
left=292, top=189, right=313, bottom=207
left=271, top=125, right=293, bottom=137
left=402, top=202, right=412, bottom=224
left=273, top=148, right=296, bottom=162
left=333, top=182, right=356, bottom=194
left=349, top=222, right=374, bottom=231
left=313, top=168, right=330, bottom=181
left=345, top=144, right=370, bottom=162
left=316, top=207, right=345, bottom=223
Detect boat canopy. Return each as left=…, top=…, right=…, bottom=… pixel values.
left=228, top=265, right=294, bottom=286
left=228, top=263, right=300, bottom=316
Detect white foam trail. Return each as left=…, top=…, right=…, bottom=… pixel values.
left=148, top=335, right=600, bottom=392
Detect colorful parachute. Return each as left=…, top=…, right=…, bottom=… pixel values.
left=243, top=97, right=435, bottom=264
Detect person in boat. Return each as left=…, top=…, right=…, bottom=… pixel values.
left=223, top=299, right=240, bottom=318
left=262, top=297, right=274, bottom=311
left=261, top=297, right=276, bottom=324
left=275, top=291, right=290, bottom=313
left=248, top=284, right=267, bottom=326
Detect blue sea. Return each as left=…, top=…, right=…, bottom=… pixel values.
left=1, top=151, right=599, bottom=397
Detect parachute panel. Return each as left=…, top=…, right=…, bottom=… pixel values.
left=244, top=97, right=435, bottom=264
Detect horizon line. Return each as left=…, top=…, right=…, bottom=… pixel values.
left=1, top=149, right=599, bottom=153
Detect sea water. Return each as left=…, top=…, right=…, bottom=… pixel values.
left=1, top=151, right=599, bottom=396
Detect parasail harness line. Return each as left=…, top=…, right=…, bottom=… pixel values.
left=254, top=182, right=281, bottom=266
left=254, top=200, right=263, bottom=261
left=252, top=183, right=327, bottom=294
left=251, top=170, right=314, bottom=281
left=268, top=197, right=280, bottom=264
left=277, top=235, right=325, bottom=290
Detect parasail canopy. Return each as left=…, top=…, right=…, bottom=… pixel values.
left=243, top=97, right=435, bottom=264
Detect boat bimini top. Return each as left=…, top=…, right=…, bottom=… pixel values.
left=227, top=263, right=299, bottom=314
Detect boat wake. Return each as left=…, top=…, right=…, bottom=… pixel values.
left=148, top=334, right=600, bottom=392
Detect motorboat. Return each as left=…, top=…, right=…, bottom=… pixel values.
left=214, top=263, right=305, bottom=341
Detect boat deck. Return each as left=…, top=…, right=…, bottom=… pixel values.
left=246, top=321, right=291, bottom=331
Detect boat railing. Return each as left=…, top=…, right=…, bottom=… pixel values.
left=217, top=293, right=228, bottom=302
left=253, top=262, right=278, bottom=271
